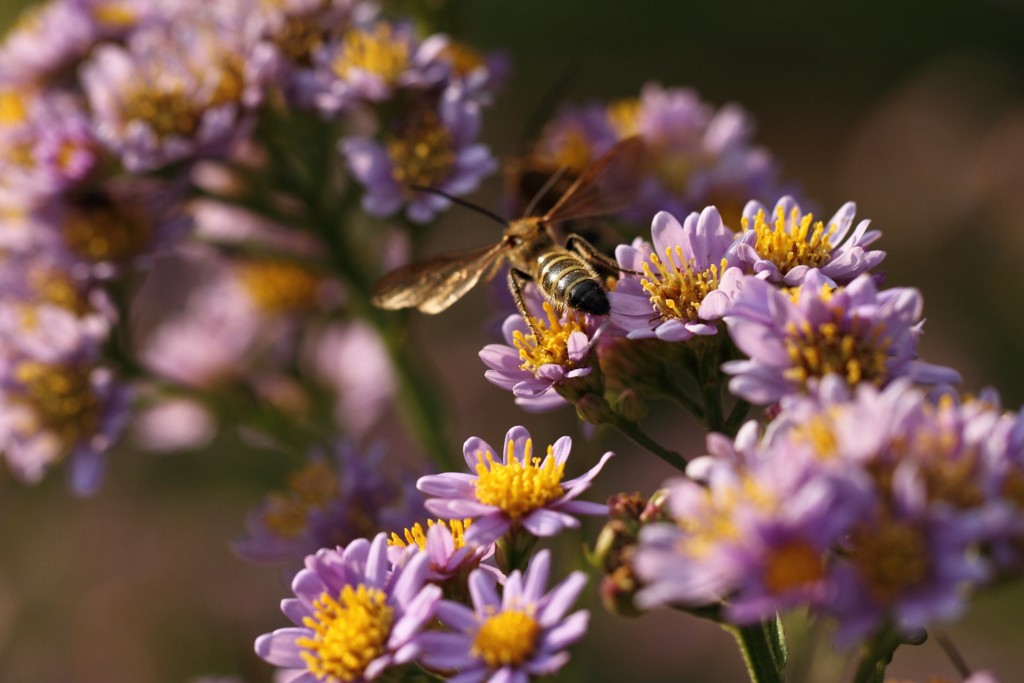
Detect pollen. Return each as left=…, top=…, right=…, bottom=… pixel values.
left=782, top=310, right=891, bottom=389
left=121, top=85, right=201, bottom=139
left=12, top=361, right=100, bottom=452
left=60, top=196, right=153, bottom=264
left=0, top=89, right=27, bottom=126
left=512, top=302, right=586, bottom=374
left=744, top=207, right=835, bottom=276
left=641, top=248, right=726, bottom=324
left=386, top=108, right=456, bottom=188
left=260, top=493, right=310, bottom=537
left=607, top=98, right=642, bottom=138
left=297, top=584, right=394, bottom=682
left=235, top=259, right=322, bottom=314
left=473, top=438, right=565, bottom=520
left=388, top=518, right=472, bottom=551
left=763, top=539, right=825, bottom=594
left=333, top=23, right=409, bottom=84
left=848, top=519, right=930, bottom=603
left=472, top=609, right=540, bottom=667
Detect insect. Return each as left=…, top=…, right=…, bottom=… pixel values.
left=370, top=137, right=645, bottom=331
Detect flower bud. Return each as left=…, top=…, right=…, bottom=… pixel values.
left=612, top=388, right=647, bottom=422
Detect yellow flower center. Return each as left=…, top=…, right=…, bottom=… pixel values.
left=260, top=493, right=310, bottom=537
left=388, top=518, right=471, bottom=551
left=679, top=475, right=773, bottom=559
left=439, top=42, right=485, bottom=76
left=512, top=302, right=587, bottom=374
left=606, top=98, right=641, bottom=139
left=60, top=195, right=153, bottom=263
left=386, top=108, right=456, bottom=188
left=641, top=249, right=726, bottom=323
left=28, top=268, right=91, bottom=316
left=0, top=89, right=27, bottom=126
left=91, top=2, right=139, bottom=28
left=782, top=309, right=892, bottom=390
left=791, top=414, right=839, bottom=460
left=122, top=86, right=201, bottom=139
left=235, top=260, right=322, bottom=314
left=297, top=585, right=394, bottom=682
left=472, top=609, right=540, bottom=667
left=13, top=361, right=100, bottom=452
left=333, top=23, right=409, bottom=84
left=848, top=519, right=930, bottom=603
left=763, top=539, right=825, bottom=594
left=274, top=13, right=326, bottom=65
left=744, top=207, right=835, bottom=276
left=288, top=459, right=339, bottom=505
left=549, top=126, right=592, bottom=173
left=473, top=438, right=565, bottom=520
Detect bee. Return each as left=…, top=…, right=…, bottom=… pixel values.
left=370, top=137, right=645, bottom=331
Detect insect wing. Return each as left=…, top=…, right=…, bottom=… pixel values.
left=371, top=242, right=510, bottom=314
left=542, top=136, right=646, bottom=224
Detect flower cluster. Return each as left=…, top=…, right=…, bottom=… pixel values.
left=634, top=378, right=1024, bottom=643
left=255, top=426, right=607, bottom=682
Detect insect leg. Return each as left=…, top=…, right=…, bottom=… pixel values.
left=565, top=234, right=641, bottom=276
left=507, top=268, right=542, bottom=338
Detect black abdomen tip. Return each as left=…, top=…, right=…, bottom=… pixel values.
left=568, top=281, right=610, bottom=316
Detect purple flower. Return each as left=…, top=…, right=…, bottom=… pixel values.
left=732, top=196, right=885, bottom=285
left=480, top=302, right=602, bottom=413
left=387, top=518, right=495, bottom=583
left=81, top=17, right=262, bottom=172
left=417, top=425, right=612, bottom=545
left=722, top=268, right=960, bottom=404
left=235, top=442, right=425, bottom=564
left=419, top=550, right=589, bottom=682
left=342, top=87, right=496, bottom=223
left=255, top=533, right=442, bottom=682
left=312, top=20, right=448, bottom=113
left=609, top=207, right=743, bottom=341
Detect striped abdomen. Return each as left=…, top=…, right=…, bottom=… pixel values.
left=536, top=251, right=610, bottom=316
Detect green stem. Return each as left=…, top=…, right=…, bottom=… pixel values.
left=725, top=618, right=787, bottom=683
left=851, top=627, right=902, bottom=683
left=611, top=415, right=688, bottom=472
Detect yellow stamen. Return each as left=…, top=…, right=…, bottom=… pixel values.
left=13, top=361, right=100, bottom=452
left=60, top=196, right=152, bottom=263
left=641, top=249, right=726, bottom=324
left=287, top=459, right=339, bottom=506
left=297, top=585, right=394, bottom=682
left=763, top=539, right=825, bottom=594
left=549, top=125, right=592, bottom=173
left=333, top=23, right=409, bottom=84
left=0, top=89, right=27, bottom=126
left=388, top=518, right=472, bottom=551
left=439, top=42, right=485, bottom=76
left=606, top=98, right=642, bottom=138
left=848, top=519, right=930, bottom=603
left=743, top=207, right=836, bottom=276
left=386, top=108, right=455, bottom=188
left=472, top=609, right=540, bottom=667
left=235, top=259, right=322, bottom=314
left=512, top=302, right=587, bottom=374
left=473, top=438, right=564, bottom=520
left=121, top=86, right=201, bottom=139
left=260, top=493, right=310, bottom=537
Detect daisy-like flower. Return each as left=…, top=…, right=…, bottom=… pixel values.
left=722, top=268, right=960, bottom=404
left=732, top=196, right=885, bottom=286
left=417, top=425, right=612, bottom=545
left=255, top=533, right=442, bottom=682
left=312, top=20, right=448, bottom=113
left=609, top=207, right=743, bottom=341
left=235, top=442, right=424, bottom=565
left=81, top=15, right=263, bottom=172
left=480, top=301, right=602, bottom=413
left=387, top=518, right=495, bottom=583
left=419, top=550, right=589, bottom=682
left=342, top=87, right=497, bottom=223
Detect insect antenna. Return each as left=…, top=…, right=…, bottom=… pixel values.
left=522, top=164, right=570, bottom=218
left=407, top=185, right=507, bottom=227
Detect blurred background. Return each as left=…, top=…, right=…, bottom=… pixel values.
left=3, top=0, right=1024, bottom=681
